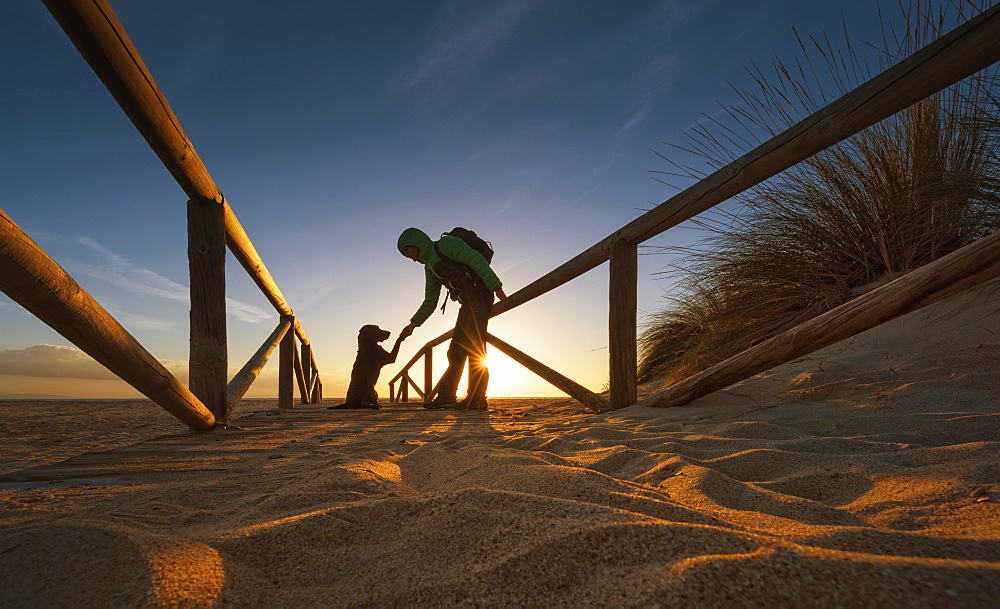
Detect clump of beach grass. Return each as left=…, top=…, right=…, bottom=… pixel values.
left=639, top=0, right=1000, bottom=384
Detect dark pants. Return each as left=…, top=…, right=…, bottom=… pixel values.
left=435, top=282, right=494, bottom=403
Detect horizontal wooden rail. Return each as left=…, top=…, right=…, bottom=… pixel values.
left=387, top=330, right=453, bottom=386
left=41, top=0, right=312, bottom=348
left=226, top=318, right=291, bottom=419
left=640, top=228, right=1000, bottom=408
left=491, top=3, right=1000, bottom=317
left=395, top=6, right=1000, bottom=401
left=0, top=210, right=215, bottom=430
left=486, top=334, right=609, bottom=413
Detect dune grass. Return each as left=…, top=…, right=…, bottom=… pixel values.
left=639, top=0, right=1000, bottom=384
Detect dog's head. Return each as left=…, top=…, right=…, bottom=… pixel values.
left=358, top=324, right=391, bottom=345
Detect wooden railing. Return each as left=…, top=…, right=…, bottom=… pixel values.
left=0, top=0, right=323, bottom=429
left=390, top=4, right=1000, bottom=412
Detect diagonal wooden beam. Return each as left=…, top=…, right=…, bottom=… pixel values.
left=226, top=319, right=291, bottom=420
left=0, top=209, right=215, bottom=430
left=486, top=334, right=609, bottom=413
left=640, top=228, right=1000, bottom=408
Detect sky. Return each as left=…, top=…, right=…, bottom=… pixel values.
left=1, top=0, right=902, bottom=401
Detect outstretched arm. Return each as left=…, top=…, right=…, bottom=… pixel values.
left=386, top=334, right=406, bottom=364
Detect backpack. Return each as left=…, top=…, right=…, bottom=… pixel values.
left=432, top=227, right=494, bottom=311
left=441, top=227, right=494, bottom=263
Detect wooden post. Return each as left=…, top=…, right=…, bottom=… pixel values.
left=389, top=381, right=396, bottom=403
left=300, top=343, right=312, bottom=400
left=278, top=315, right=295, bottom=408
left=400, top=373, right=409, bottom=402
left=423, top=347, right=433, bottom=401
left=0, top=209, right=214, bottom=430
left=405, top=373, right=425, bottom=401
left=293, top=342, right=309, bottom=403
left=486, top=334, right=609, bottom=413
left=640, top=228, right=1000, bottom=408
left=609, top=236, right=638, bottom=409
left=187, top=197, right=227, bottom=420
left=226, top=319, right=291, bottom=420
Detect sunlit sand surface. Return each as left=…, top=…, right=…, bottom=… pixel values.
left=2, top=285, right=999, bottom=606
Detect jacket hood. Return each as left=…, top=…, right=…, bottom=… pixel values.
left=397, top=227, right=434, bottom=263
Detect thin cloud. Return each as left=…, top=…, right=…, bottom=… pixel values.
left=0, top=344, right=117, bottom=380
left=0, top=344, right=278, bottom=390
left=71, top=237, right=271, bottom=324
left=399, top=0, right=541, bottom=97
left=620, top=53, right=676, bottom=134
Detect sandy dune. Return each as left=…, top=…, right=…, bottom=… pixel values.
left=1, top=284, right=998, bottom=607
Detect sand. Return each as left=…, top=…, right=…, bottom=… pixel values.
left=1, top=284, right=999, bottom=607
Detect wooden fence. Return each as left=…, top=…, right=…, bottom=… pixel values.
left=0, top=0, right=323, bottom=429
left=389, top=4, right=1000, bottom=412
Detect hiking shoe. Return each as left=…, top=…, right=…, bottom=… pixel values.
left=423, top=396, right=457, bottom=409
left=452, top=398, right=490, bottom=411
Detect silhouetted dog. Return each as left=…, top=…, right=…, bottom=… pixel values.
left=328, top=325, right=403, bottom=410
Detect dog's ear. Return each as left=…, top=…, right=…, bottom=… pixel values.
left=359, top=325, right=378, bottom=342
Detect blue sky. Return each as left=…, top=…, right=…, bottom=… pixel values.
left=1, top=0, right=895, bottom=400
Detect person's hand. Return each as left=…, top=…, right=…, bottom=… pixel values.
left=400, top=323, right=416, bottom=339
left=495, top=288, right=507, bottom=300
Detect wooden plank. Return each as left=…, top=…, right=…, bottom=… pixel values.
left=486, top=5, right=1000, bottom=318
left=293, top=341, right=309, bottom=403
left=0, top=209, right=214, bottom=430
left=226, top=319, right=291, bottom=419
left=609, top=237, right=637, bottom=409
left=405, top=372, right=425, bottom=401
left=640, top=228, right=1000, bottom=408
left=222, top=202, right=299, bottom=331
left=300, top=343, right=313, bottom=398
left=486, top=334, right=609, bottom=413
left=307, top=373, right=319, bottom=404
left=278, top=316, right=295, bottom=408
left=187, top=197, right=227, bottom=420
left=387, top=329, right=453, bottom=387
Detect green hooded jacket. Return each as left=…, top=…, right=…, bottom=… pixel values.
left=397, top=227, right=502, bottom=326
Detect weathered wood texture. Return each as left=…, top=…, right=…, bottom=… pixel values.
left=640, top=228, right=1000, bottom=409
left=187, top=197, right=227, bottom=419
left=300, top=343, right=313, bottom=400
left=222, top=202, right=308, bottom=345
left=405, top=373, right=424, bottom=401
left=226, top=319, right=291, bottom=419
left=609, top=237, right=638, bottom=409
left=293, top=344, right=309, bottom=403
left=0, top=210, right=214, bottom=430
left=485, top=334, right=609, bottom=413
left=41, top=0, right=314, bottom=351
left=278, top=316, right=295, bottom=408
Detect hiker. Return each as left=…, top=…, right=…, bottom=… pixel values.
left=397, top=227, right=506, bottom=410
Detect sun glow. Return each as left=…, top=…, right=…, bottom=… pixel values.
left=477, top=349, right=531, bottom=397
